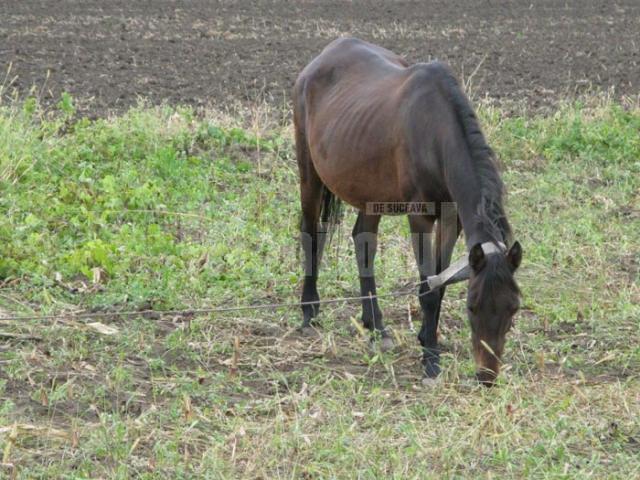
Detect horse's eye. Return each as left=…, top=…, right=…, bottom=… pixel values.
left=467, top=306, right=477, bottom=315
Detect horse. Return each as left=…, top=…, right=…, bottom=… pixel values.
left=292, top=38, right=522, bottom=385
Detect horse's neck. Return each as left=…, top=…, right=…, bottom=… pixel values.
left=444, top=157, right=500, bottom=250
left=458, top=201, right=494, bottom=250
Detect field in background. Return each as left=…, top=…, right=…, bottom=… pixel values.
left=0, top=95, right=639, bottom=478
left=2, top=0, right=639, bottom=117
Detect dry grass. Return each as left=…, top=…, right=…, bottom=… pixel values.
left=0, top=97, right=638, bottom=478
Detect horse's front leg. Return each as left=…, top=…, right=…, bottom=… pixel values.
left=352, top=212, right=392, bottom=350
left=410, top=211, right=460, bottom=378
left=408, top=215, right=438, bottom=375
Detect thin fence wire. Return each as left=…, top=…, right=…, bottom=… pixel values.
left=0, top=279, right=437, bottom=323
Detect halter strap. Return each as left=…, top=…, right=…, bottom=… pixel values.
left=425, top=241, right=506, bottom=291
left=480, top=241, right=506, bottom=256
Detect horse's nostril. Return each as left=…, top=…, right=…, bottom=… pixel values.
left=476, top=369, right=498, bottom=387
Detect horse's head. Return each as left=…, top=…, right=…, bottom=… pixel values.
left=466, top=241, right=522, bottom=386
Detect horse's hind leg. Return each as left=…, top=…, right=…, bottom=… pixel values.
left=297, top=131, right=326, bottom=329
left=352, top=212, right=392, bottom=350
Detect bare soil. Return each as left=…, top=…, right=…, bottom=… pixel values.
left=1, top=0, right=639, bottom=116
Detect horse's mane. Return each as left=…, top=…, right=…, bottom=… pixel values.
left=438, top=67, right=513, bottom=246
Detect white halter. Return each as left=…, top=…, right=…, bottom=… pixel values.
left=425, top=241, right=506, bottom=290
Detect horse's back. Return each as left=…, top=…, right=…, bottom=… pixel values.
left=293, top=38, right=457, bottom=208
left=294, top=38, right=407, bottom=110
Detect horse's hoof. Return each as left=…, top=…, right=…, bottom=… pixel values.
left=421, top=376, right=441, bottom=388
left=380, top=336, right=395, bottom=352
left=423, top=360, right=441, bottom=378
left=298, top=326, right=320, bottom=337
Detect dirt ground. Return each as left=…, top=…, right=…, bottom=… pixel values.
left=1, top=0, right=639, bottom=116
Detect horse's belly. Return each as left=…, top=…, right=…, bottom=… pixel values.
left=311, top=146, right=414, bottom=211
left=306, top=85, right=416, bottom=210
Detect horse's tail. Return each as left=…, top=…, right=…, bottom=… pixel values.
left=320, top=185, right=342, bottom=242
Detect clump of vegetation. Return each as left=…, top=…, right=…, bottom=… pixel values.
left=0, top=96, right=638, bottom=478
left=0, top=99, right=296, bottom=312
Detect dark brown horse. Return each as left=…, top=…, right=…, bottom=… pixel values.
left=293, top=38, right=522, bottom=385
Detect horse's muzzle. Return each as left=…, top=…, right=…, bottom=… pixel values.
left=476, top=367, right=499, bottom=387
left=473, top=336, right=503, bottom=387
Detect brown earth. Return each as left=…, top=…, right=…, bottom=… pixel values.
left=0, top=0, right=639, bottom=116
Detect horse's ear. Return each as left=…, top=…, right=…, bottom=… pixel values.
left=469, top=243, right=486, bottom=272
left=507, top=241, right=522, bottom=271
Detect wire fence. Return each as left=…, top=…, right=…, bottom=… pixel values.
left=0, top=244, right=481, bottom=324
left=0, top=280, right=436, bottom=323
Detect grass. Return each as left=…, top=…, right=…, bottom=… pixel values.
left=0, top=95, right=638, bottom=478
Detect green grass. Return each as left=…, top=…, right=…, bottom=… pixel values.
left=0, top=96, right=638, bottom=478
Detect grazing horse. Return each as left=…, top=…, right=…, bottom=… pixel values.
left=293, top=38, right=522, bottom=385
